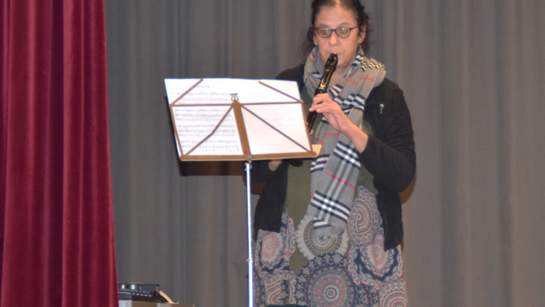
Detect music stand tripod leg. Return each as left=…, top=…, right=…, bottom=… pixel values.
left=245, top=161, right=254, bottom=307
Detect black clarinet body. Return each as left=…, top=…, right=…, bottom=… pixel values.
left=306, top=54, right=338, bottom=132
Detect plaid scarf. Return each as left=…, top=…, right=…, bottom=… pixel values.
left=304, top=46, right=385, bottom=239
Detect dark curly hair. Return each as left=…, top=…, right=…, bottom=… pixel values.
left=302, top=0, right=371, bottom=56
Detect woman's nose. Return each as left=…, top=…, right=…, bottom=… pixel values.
left=329, top=32, right=338, bottom=45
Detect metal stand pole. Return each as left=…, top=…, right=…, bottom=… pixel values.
left=245, top=161, right=254, bottom=307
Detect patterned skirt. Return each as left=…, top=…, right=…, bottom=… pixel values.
left=254, top=186, right=408, bottom=307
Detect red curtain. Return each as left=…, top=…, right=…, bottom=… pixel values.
left=0, top=0, right=118, bottom=306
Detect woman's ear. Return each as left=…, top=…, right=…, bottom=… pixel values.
left=358, top=25, right=366, bottom=44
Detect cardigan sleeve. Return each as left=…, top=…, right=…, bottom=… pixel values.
left=251, top=160, right=276, bottom=183
left=359, top=80, right=416, bottom=193
left=252, top=65, right=305, bottom=232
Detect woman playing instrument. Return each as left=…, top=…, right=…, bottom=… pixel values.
left=252, top=1, right=416, bottom=306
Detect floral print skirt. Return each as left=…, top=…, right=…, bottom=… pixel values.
left=254, top=186, right=408, bottom=307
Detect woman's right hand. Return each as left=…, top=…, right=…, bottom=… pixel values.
left=269, top=159, right=282, bottom=171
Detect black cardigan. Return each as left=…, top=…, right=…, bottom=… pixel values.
left=252, top=65, right=416, bottom=250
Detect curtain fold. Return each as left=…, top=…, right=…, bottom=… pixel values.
left=0, top=1, right=117, bottom=307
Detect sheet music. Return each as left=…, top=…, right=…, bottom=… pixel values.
left=241, top=103, right=310, bottom=155
left=171, top=105, right=242, bottom=156
left=165, top=78, right=315, bottom=160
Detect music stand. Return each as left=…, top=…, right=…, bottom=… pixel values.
left=165, top=78, right=318, bottom=307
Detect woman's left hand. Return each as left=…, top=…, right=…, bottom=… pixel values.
left=309, top=93, right=369, bottom=153
left=309, top=93, right=352, bottom=133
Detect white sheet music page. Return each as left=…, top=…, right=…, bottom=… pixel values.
left=170, top=105, right=242, bottom=156
left=241, top=103, right=310, bottom=155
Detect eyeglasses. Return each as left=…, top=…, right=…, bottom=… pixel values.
left=313, top=26, right=358, bottom=39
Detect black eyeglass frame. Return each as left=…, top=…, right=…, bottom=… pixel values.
left=313, top=25, right=359, bottom=39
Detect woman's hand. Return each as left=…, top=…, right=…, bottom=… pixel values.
left=269, top=159, right=282, bottom=171
left=309, top=93, right=369, bottom=153
left=309, top=93, right=351, bottom=132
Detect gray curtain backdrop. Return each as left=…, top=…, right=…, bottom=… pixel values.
left=106, top=0, right=545, bottom=306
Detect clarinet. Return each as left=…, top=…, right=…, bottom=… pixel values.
left=306, top=54, right=338, bottom=133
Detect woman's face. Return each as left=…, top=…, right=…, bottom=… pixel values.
left=313, top=5, right=365, bottom=75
